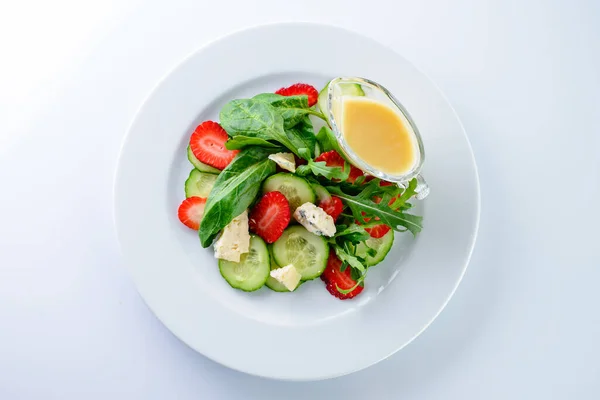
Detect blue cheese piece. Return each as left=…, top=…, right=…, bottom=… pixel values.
left=268, top=152, right=296, bottom=173
left=293, top=202, right=336, bottom=237
left=269, top=264, right=302, bottom=291
left=214, top=210, right=250, bottom=262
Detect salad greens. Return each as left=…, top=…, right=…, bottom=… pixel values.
left=219, top=97, right=322, bottom=159
left=192, top=83, right=424, bottom=297
left=326, top=180, right=423, bottom=235
left=199, top=147, right=276, bottom=247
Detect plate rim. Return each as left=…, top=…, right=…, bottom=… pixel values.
left=114, top=21, right=481, bottom=381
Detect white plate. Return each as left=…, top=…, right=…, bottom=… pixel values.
left=114, top=23, right=480, bottom=381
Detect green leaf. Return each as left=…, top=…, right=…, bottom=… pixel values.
left=391, top=178, right=418, bottom=210
left=284, top=116, right=316, bottom=159
left=198, top=147, right=276, bottom=247
left=296, top=159, right=350, bottom=181
left=326, top=180, right=423, bottom=235
left=332, top=244, right=365, bottom=273
left=315, top=126, right=351, bottom=163
left=334, top=224, right=371, bottom=244
left=225, top=136, right=279, bottom=150
left=219, top=99, right=297, bottom=151
left=253, top=94, right=317, bottom=129
left=220, top=98, right=319, bottom=158
left=336, top=281, right=362, bottom=295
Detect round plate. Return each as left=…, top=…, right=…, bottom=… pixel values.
left=115, top=23, right=480, bottom=381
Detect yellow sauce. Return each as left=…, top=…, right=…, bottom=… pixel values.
left=340, top=97, right=416, bottom=175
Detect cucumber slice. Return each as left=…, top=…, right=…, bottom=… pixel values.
left=317, top=80, right=365, bottom=117
left=353, top=229, right=394, bottom=267
left=184, top=169, right=217, bottom=198
left=311, top=183, right=331, bottom=203
left=265, top=254, right=289, bottom=292
left=219, top=235, right=270, bottom=291
left=262, top=173, right=315, bottom=214
left=272, top=226, right=329, bottom=280
left=265, top=248, right=303, bottom=292
left=187, top=146, right=221, bottom=174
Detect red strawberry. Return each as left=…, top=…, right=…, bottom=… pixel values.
left=372, top=181, right=401, bottom=208
left=319, top=196, right=343, bottom=221
left=189, top=121, right=238, bottom=170
left=358, top=211, right=392, bottom=239
left=314, top=150, right=363, bottom=183
left=177, top=197, right=207, bottom=230
left=249, top=191, right=291, bottom=243
left=275, top=83, right=319, bottom=107
left=320, top=252, right=364, bottom=300
left=364, top=224, right=391, bottom=239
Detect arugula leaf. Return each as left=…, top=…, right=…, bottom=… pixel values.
left=332, top=244, right=365, bottom=273
left=253, top=94, right=324, bottom=128
left=336, top=278, right=364, bottom=295
left=198, top=147, right=276, bottom=247
left=295, top=148, right=350, bottom=180
left=390, top=178, right=418, bottom=210
left=333, top=224, right=371, bottom=243
left=225, top=136, right=279, bottom=150
left=326, top=180, right=423, bottom=235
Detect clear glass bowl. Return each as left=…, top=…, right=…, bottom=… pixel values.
left=326, top=77, right=429, bottom=199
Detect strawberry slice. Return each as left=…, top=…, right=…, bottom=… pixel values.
left=249, top=191, right=291, bottom=243
left=364, top=224, right=391, bottom=239
left=358, top=211, right=392, bottom=239
left=189, top=121, right=238, bottom=170
left=275, top=83, right=319, bottom=107
left=320, top=252, right=363, bottom=300
left=318, top=196, right=343, bottom=221
left=314, top=150, right=363, bottom=183
left=177, top=197, right=207, bottom=230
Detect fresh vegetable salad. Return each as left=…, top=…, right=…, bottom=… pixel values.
left=177, top=81, right=423, bottom=300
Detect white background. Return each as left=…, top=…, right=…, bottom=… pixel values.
left=1, top=0, right=598, bottom=398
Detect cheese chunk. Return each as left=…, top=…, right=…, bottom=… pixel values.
left=268, top=152, right=296, bottom=173
left=270, top=264, right=302, bottom=291
left=293, top=202, right=336, bottom=237
left=214, top=210, right=251, bottom=262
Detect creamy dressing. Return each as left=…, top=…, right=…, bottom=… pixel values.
left=339, top=97, right=417, bottom=175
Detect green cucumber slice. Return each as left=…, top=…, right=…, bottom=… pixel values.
left=218, top=235, right=270, bottom=291
left=265, top=247, right=303, bottom=292
left=272, top=226, right=329, bottom=280
left=311, top=183, right=331, bottom=203
left=262, top=173, right=315, bottom=214
left=184, top=169, right=217, bottom=198
left=317, top=80, right=365, bottom=118
left=353, top=229, right=394, bottom=267
left=187, top=146, right=221, bottom=174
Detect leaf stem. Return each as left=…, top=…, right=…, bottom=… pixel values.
left=306, top=108, right=327, bottom=121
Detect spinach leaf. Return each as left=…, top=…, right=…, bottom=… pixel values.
left=220, top=99, right=311, bottom=157
left=198, top=147, right=276, bottom=247
left=254, top=93, right=326, bottom=128
left=326, top=179, right=423, bottom=235
left=220, top=99, right=293, bottom=146
left=284, top=116, right=316, bottom=158
left=225, top=136, right=279, bottom=150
